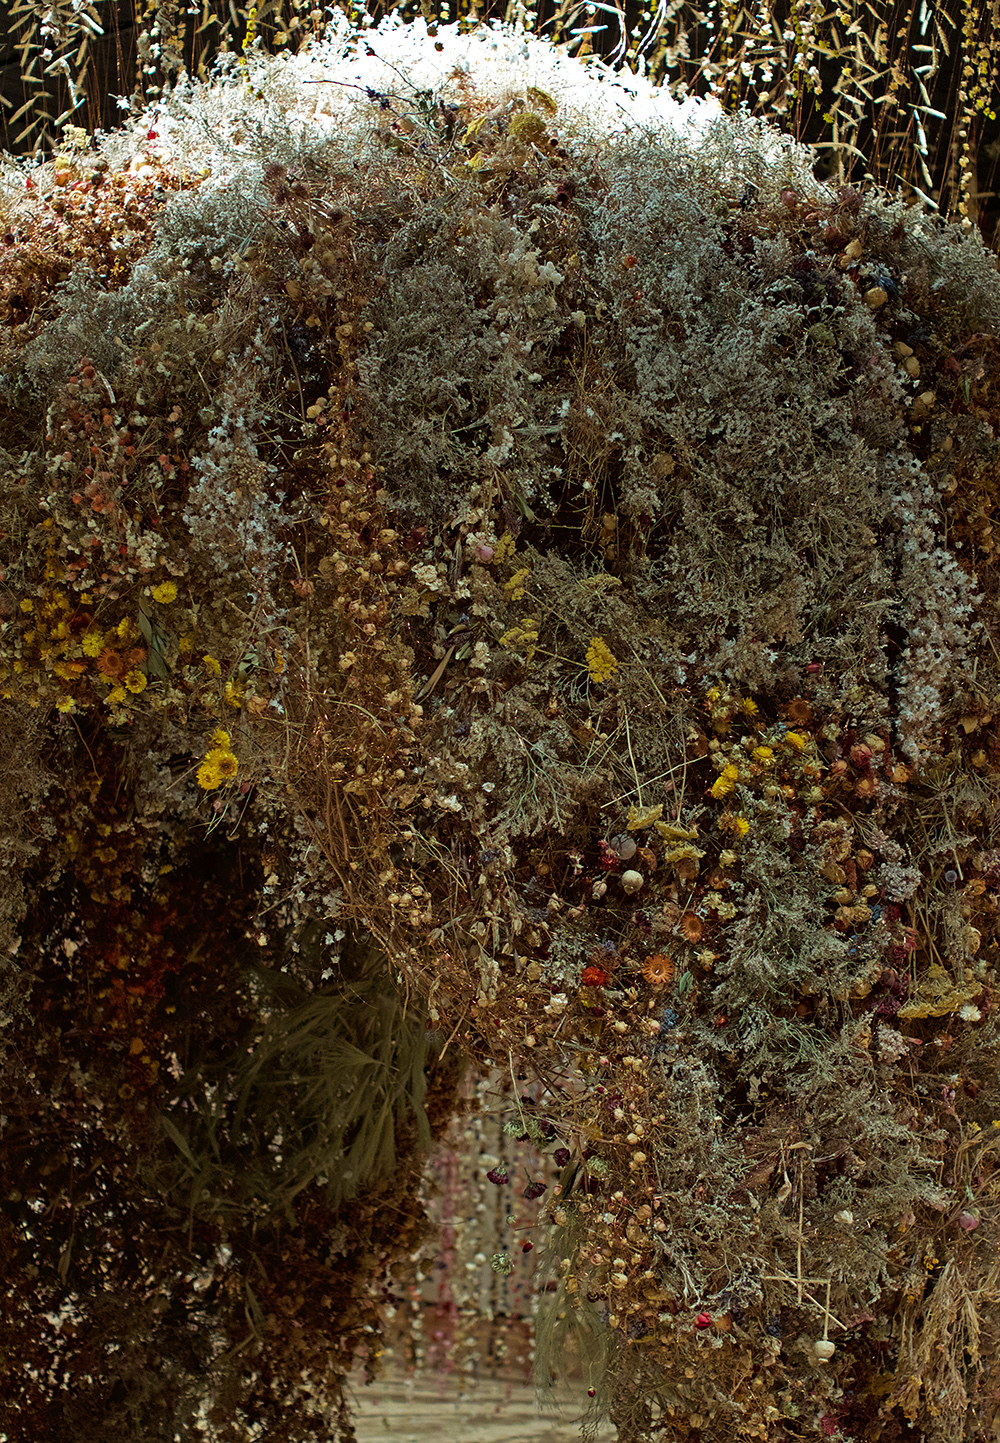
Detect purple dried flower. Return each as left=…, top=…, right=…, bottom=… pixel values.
left=522, top=1180, right=547, bottom=1200
left=553, top=1147, right=571, bottom=1168
left=486, top=1166, right=509, bottom=1186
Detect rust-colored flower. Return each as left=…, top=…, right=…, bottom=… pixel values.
left=642, top=953, right=675, bottom=987
left=96, top=647, right=125, bottom=679
left=581, top=965, right=610, bottom=988
left=678, top=911, right=704, bottom=943
left=786, top=696, right=813, bottom=725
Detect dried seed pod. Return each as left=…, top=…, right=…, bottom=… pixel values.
left=813, top=1340, right=836, bottom=1362
left=621, top=870, right=644, bottom=895
left=611, top=834, right=637, bottom=861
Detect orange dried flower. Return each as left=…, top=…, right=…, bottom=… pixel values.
left=678, top=911, right=704, bottom=943
left=96, top=648, right=125, bottom=679
left=642, top=953, right=675, bottom=987
left=581, top=965, right=610, bottom=988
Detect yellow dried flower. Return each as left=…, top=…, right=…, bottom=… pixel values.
left=197, top=747, right=239, bottom=790
left=784, top=731, right=807, bottom=750
left=202, top=654, right=222, bottom=676
left=739, top=696, right=759, bottom=717
left=498, top=621, right=539, bottom=660
left=710, top=764, right=738, bottom=800
left=586, top=636, right=618, bottom=685
left=212, top=750, right=239, bottom=780
left=124, top=670, right=147, bottom=693
left=504, top=567, right=532, bottom=601
left=210, top=728, right=231, bottom=748
left=19, top=599, right=33, bottom=613
left=106, top=685, right=127, bottom=704
left=53, top=660, right=85, bottom=682
left=494, top=531, right=516, bottom=565
left=55, top=695, right=76, bottom=713
left=197, top=757, right=224, bottom=790
left=151, top=581, right=178, bottom=604
left=751, top=745, right=774, bottom=764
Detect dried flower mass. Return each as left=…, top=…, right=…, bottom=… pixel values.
left=1, top=12, right=1000, bottom=1443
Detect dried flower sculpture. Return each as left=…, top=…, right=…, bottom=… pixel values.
left=2, top=12, right=1000, bottom=1443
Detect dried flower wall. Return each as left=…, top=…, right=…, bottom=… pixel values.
left=3, top=12, right=1000, bottom=1442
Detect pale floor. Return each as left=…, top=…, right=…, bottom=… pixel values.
left=350, top=1374, right=618, bottom=1442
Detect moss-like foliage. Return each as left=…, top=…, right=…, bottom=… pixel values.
left=3, top=14, right=1000, bottom=1442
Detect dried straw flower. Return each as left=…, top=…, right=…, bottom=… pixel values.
left=678, top=911, right=704, bottom=943
left=642, top=954, right=675, bottom=987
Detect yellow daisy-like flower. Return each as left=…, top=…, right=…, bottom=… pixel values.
left=106, top=685, right=127, bottom=704
left=739, top=696, right=759, bottom=717
left=124, top=669, right=147, bottom=693
left=710, top=764, right=739, bottom=800
left=224, top=680, right=244, bottom=709
left=202, top=654, right=222, bottom=676
left=733, top=815, right=750, bottom=837
left=55, top=695, right=76, bottom=713
left=210, top=728, right=231, bottom=749
left=151, top=581, right=178, bottom=604
left=586, top=636, right=618, bottom=685
left=784, top=731, right=807, bottom=750
left=197, top=747, right=238, bottom=790
left=19, top=599, right=33, bottom=613
left=81, top=630, right=103, bottom=657
left=751, top=745, right=774, bottom=764
left=197, top=757, right=224, bottom=790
